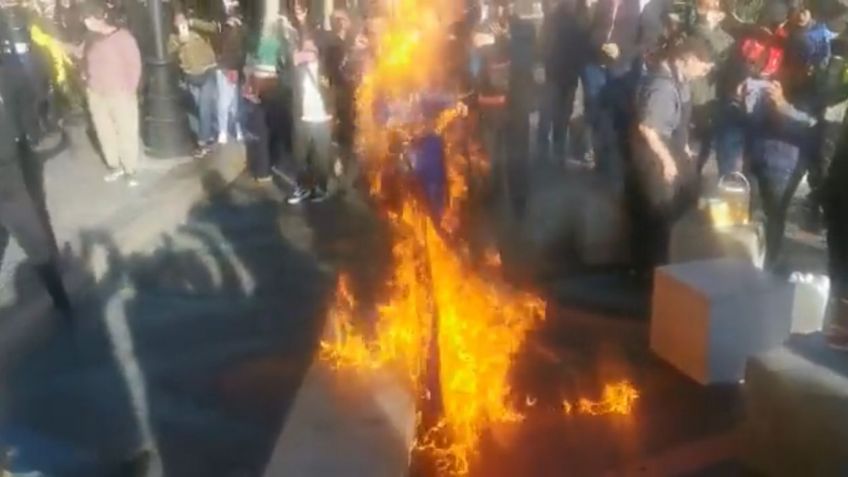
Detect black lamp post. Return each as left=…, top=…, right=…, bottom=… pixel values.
left=142, top=0, right=193, bottom=158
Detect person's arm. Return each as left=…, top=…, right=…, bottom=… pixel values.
left=167, top=34, right=180, bottom=55
left=768, top=81, right=817, bottom=128
left=188, top=18, right=219, bottom=35
left=638, top=123, right=678, bottom=181
left=637, top=83, right=680, bottom=182
left=122, top=32, right=143, bottom=92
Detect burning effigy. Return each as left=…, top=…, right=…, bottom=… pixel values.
left=320, top=1, right=637, bottom=475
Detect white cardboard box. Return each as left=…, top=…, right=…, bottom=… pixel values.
left=651, top=258, right=794, bottom=384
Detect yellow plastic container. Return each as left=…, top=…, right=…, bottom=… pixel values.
left=710, top=172, right=751, bottom=227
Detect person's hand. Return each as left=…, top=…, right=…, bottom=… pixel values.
left=684, top=144, right=694, bottom=161
left=601, top=42, right=620, bottom=60
left=473, top=32, right=495, bottom=47
left=354, top=33, right=369, bottom=50
left=457, top=101, right=469, bottom=117
left=767, top=81, right=787, bottom=108
left=295, top=4, right=307, bottom=25
left=662, top=159, right=678, bottom=183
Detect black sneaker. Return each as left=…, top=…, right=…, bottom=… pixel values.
left=287, top=187, right=312, bottom=205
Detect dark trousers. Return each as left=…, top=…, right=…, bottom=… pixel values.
left=536, top=75, right=579, bottom=161
left=627, top=144, right=700, bottom=272
left=294, top=120, right=333, bottom=191
left=249, top=77, right=293, bottom=178
left=0, top=161, right=53, bottom=265
left=751, top=155, right=807, bottom=269
left=807, top=119, right=842, bottom=207
left=335, top=85, right=355, bottom=157
left=243, top=99, right=271, bottom=179
left=595, top=66, right=641, bottom=186
left=0, top=157, right=69, bottom=311
left=824, top=159, right=848, bottom=301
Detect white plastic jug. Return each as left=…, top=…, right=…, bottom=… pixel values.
left=789, top=272, right=831, bottom=334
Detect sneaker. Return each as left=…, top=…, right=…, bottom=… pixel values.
left=310, top=188, right=330, bottom=203
left=255, top=175, right=272, bottom=183
left=126, top=175, right=139, bottom=187
left=287, top=187, right=312, bottom=205
left=104, top=169, right=126, bottom=182
left=235, top=131, right=244, bottom=143
left=218, top=133, right=228, bottom=145
left=193, top=146, right=211, bottom=159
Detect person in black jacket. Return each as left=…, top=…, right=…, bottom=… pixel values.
left=0, top=52, right=71, bottom=315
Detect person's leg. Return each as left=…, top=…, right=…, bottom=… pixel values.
left=824, top=164, right=848, bottom=345
left=0, top=166, right=70, bottom=313
left=550, top=76, right=578, bottom=162
left=536, top=81, right=555, bottom=161
left=87, top=90, right=122, bottom=173
left=755, top=158, right=805, bottom=270
left=216, top=69, right=235, bottom=143
left=557, top=75, right=579, bottom=162
left=244, top=101, right=271, bottom=179
left=231, top=80, right=243, bottom=140
left=288, top=120, right=313, bottom=203
left=715, top=104, right=746, bottom=177
left=312, top=121, right=334, bottom=195
left=114, top=93, right=140, bottom=177
left=198, top=71, right=218, bottom=145
left=506, top=101, right=531, bottom=216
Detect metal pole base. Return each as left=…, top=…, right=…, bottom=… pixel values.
left=142, top=60, right=194, bottom=158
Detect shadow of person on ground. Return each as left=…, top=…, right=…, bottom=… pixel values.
left=0, top=170, right=334, bottom=476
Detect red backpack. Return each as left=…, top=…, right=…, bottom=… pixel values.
left=739, top=24, right=789, bottom=78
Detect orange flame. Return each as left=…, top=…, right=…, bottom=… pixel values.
left=319, top=1, right=637, bottom=475
left=563, top=381, right=641, bottom=416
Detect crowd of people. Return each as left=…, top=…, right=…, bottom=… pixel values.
left=0, top=0, right=847, bottom=348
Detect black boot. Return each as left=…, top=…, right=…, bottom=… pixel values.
left=35, top=261, right=72, bottom=315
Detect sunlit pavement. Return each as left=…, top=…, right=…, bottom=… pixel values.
left=0, top=155, right=824, bottom=475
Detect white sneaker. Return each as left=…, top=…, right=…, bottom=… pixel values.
left=218, top=133, right=228, bottom=145
left=235, top=130, right=244, bottom=143
left=126, top=175, right=139, bottom=187
left=104, top=169, right=126, bottom=182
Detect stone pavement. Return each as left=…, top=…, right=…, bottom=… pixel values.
left=0, top=123, right=830, bottom=477
left=0, top=122, right=245, bottom=368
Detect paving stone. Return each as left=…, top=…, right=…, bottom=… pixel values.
left=743, top=335, right=848, bottom=476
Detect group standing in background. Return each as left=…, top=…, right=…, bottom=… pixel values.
left=0, top=0, right=847, bottom=348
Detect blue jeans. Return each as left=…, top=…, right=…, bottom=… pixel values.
left=713, top=103, right=746, bottom=177
left=216, top=69, right=242, bottom=140
left=750, top=137, right=807, bottom=268
left=186, top=69, right=218, bottom=144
